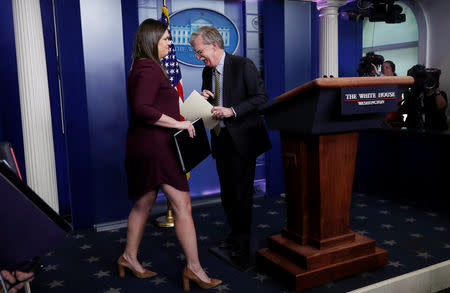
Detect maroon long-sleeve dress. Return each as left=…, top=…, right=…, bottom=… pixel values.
left=125, top=58, right=188, bottom=200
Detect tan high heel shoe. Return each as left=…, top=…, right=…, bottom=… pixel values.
left=182, top=267, right=222, bottom=291
left=117, top=255, right=157, bottom=279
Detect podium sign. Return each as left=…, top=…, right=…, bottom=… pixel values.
left=257, top=77, right=413, bottom=291
left=341, top=85, right=400, bottom=115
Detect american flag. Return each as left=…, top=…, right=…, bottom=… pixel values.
left=160, top=5, right=184, bottom=120
left=160, top=5, right=189, bottom=180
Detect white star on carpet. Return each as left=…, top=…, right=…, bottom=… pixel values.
left=85, top=257, right=100, bottom=263
left=377, top=199, right=388, bottom=203
left=355, top=216, right=368, bottom=220
left=356, top=203, right=367, bottom=208
left=199, top=213, right=209, bottom=218
left=388, top=261, right=403, bottom=267
left=163, top=241, right=176, bottom=248
left=426, top=212, right=438, bottom=217
left=151, top=231, right=163, bottom=237
left=253, top=274, right=269, bottom=282
left=381, top=224, right=393, bottom=229
left=44, top=264, right=59, bottom=271
left=355, top=230, right=368, bottom=235
left=48, top=280, right=64, bottom=288
left=405, top=217, right=416, bottom=223
left=213, top=221, right=224, bottom=225
left=115, top=237, right=126, bottom=243
left=199, top=235, right=209, bottom=241
left=253, top=204, right=261, bottom=208
left=45, top=251, right=54, bottom=257
left=379, top=210, right=390, bottom=215
left=214, top=283, right=231, bottom=292
left=151, top=277, right=167, bottom=285
left=400, top=205, right=410, bottom=209
left=355, top=193, right=366, bottom=197
left=141, top=261, right=152, bottom=268
left=177, top=253, right=186, bottom=261
left=257, top=224, right=270, bottom=228
left=433, top=226, right=447, bottom=232
left=417, top=251, right=432, bottom=259
left=104, top=288, right=121, bottom=293
left=383, top=240, right=397, bottom=246
left=80, top=244, right=92, bottom=250
left=275, top=199, right=284, bottom=204
left=267, top=210, right=279, bottom=215
left=94, top=271, right=110, bottom=278
left=410, top=233, right=423, bottom=238
left=72, top=234, right=85, bottom=239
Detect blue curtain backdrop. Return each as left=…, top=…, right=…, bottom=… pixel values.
left=0, top=0, right=24, bottom=180
left=40, top=0, right=72, bottom=219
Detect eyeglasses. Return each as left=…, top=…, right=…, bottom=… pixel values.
left=194, top=44, right=211, bottom=56
left=194, top=48, right=205, bottom=56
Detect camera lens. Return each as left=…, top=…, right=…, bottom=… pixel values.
left=424, top=78, right=436, bottom=90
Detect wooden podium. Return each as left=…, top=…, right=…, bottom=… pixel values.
left=257, top=77, right=414, bottom=291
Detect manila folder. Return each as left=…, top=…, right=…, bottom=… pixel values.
left=180, top=90, right=219, bottom=129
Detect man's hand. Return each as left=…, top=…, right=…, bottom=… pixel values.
left=201, top=89, right=214, bottom=100
left=211, top=106, right=234, bottom=120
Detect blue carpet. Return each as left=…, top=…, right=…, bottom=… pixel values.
left=30, top=192, right=450, bottom=292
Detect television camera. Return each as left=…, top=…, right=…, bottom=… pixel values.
left=400, top=64, right=442, bottom=129
left=357, top=51, right=384, bottom=77
left=341, top=0, right=406, bottom=24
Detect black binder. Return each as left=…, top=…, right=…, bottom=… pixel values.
left=174, top=118, right=211, bottom=173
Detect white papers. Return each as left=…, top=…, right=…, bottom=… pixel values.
left=180, top=90, right=219, bottom=129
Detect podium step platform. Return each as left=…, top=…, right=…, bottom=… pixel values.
left=256, top=232, right=387, bottom=291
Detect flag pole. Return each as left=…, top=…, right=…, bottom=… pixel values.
left=154, top=201, right=175, bottom=228
left=153, top=0, right=184, bottom=229
left=154, top=173, right=188, bottom=227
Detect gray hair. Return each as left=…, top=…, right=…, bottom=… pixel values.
left=189, top=26, right=224, bottom=49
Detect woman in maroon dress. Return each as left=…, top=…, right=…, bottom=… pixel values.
left=117, top=19, right=221, bottom=290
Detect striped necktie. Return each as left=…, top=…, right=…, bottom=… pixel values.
left=214, top=68, right=221, bottom=135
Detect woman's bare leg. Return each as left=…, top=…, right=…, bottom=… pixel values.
left=161, top=184, right=210, bottom=283
left=122, top=190, right=157, bottom=272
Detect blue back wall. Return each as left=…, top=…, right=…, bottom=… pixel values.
left=79, top=0, right=130, bottom=223
left=0, top=0, right=362, bottom=228
left=339, top=1, right=363, bottom=77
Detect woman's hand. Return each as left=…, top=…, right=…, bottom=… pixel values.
left=1, top=270, right=34, bottom=293
left=201, top=90, right=214, bottom=100
left=177, top=121, right=196, bottom=138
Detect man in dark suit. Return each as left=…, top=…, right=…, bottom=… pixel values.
left=189, top=26, right=271, bottom=259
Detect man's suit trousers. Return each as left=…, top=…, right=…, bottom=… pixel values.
left=213, top=128, right=256, bottom=245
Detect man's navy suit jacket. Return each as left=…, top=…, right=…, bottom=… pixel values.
left=201, top=53, right=271, bottom=159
